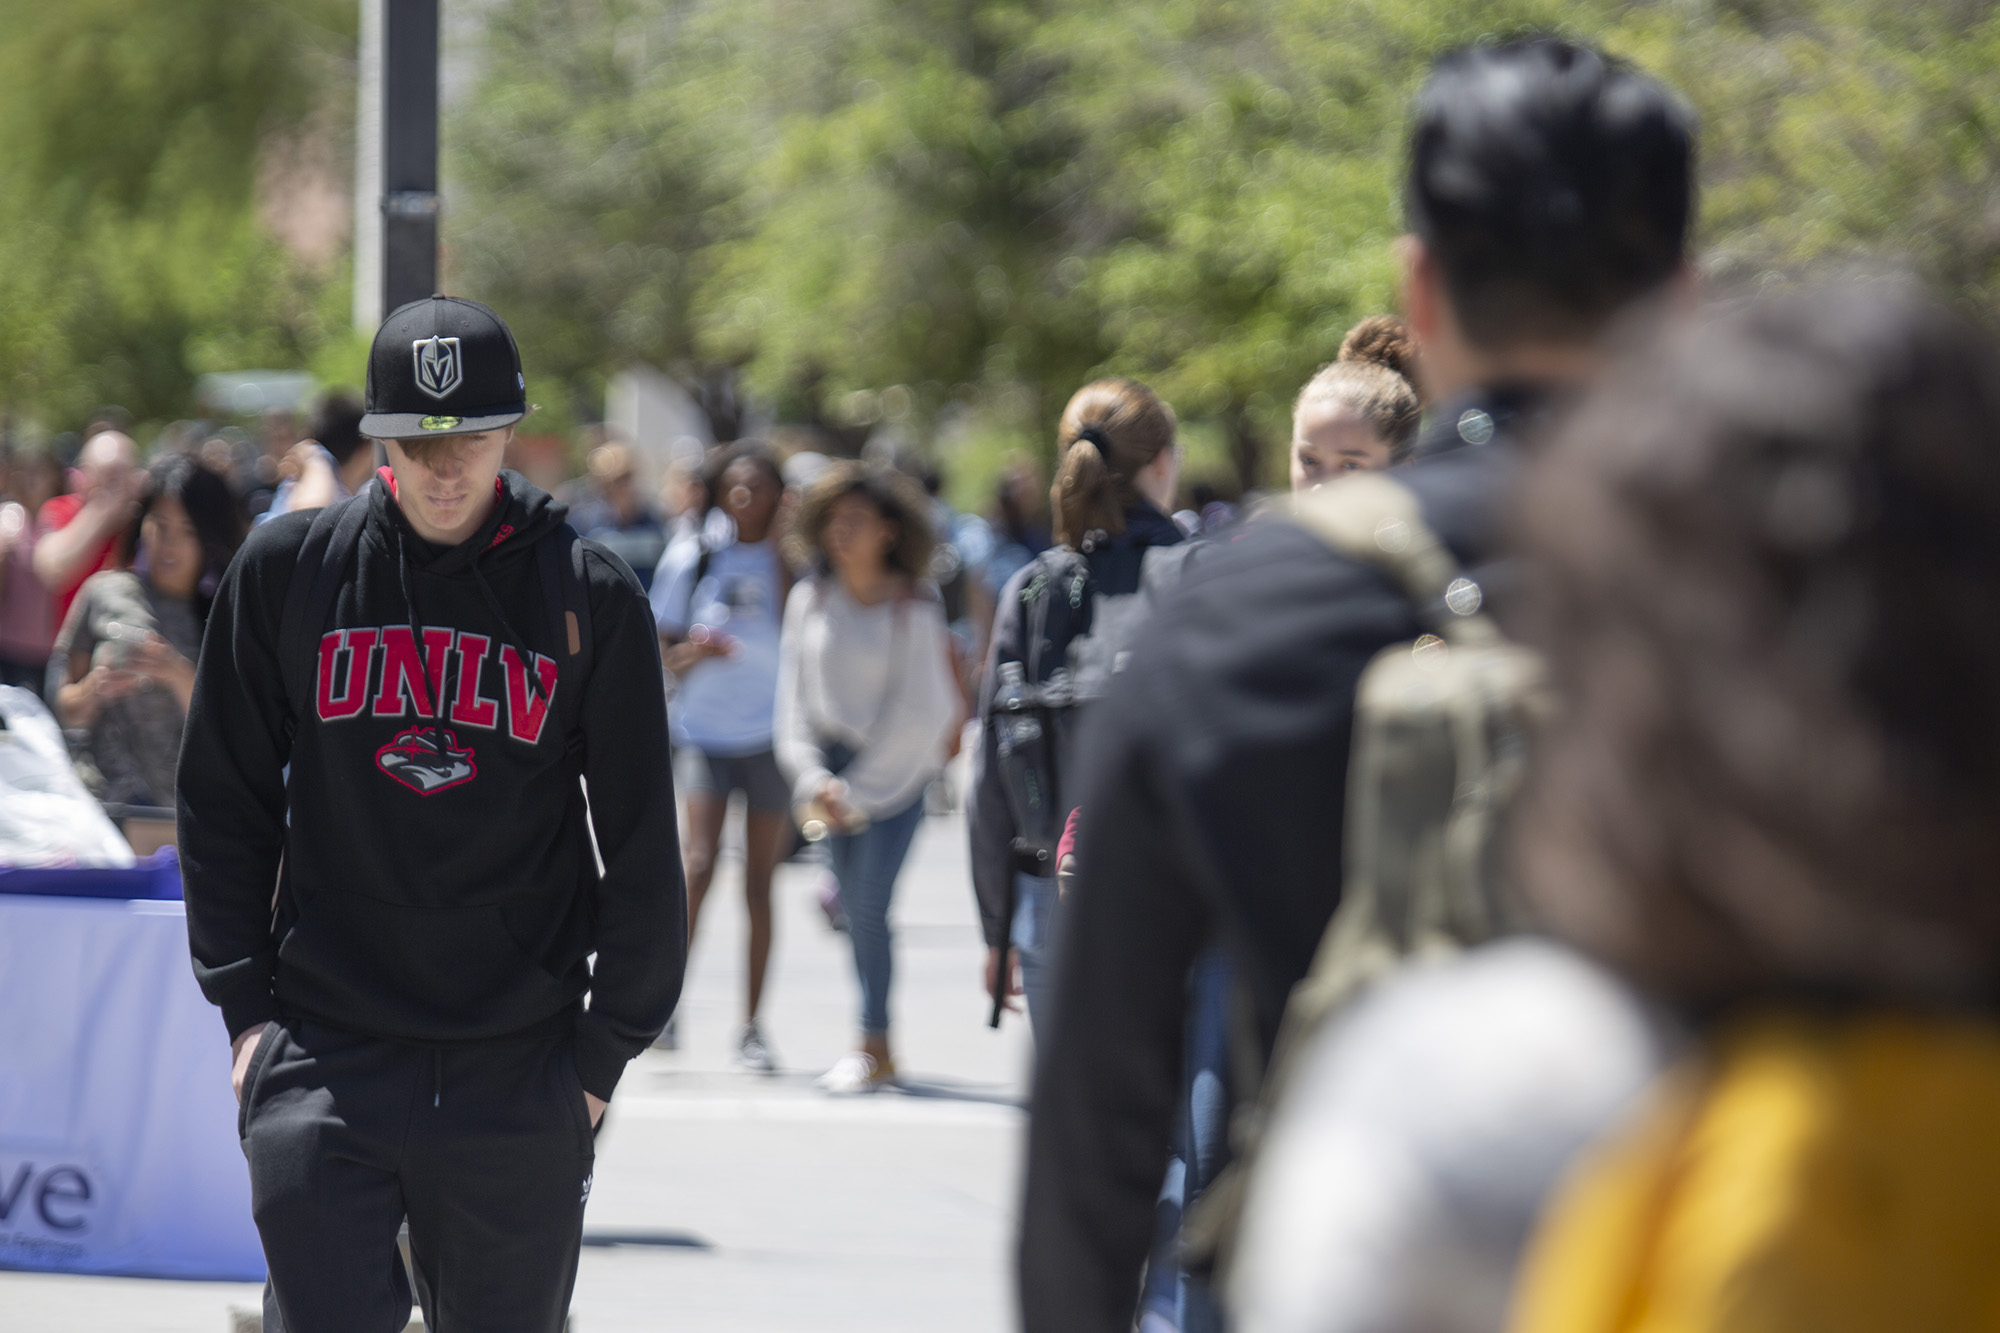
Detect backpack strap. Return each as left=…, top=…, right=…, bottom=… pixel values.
left=536, top=523, right=598, bottom=768
left=276, top=494, right=369, bottom=743
left=1286, top=473, right=1501, bottom=648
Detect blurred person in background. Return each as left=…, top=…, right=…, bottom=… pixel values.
left=35, top=429, right=142, bottom=629
left=570, top=442, right=668, bottom=593
left=969, top=378, right=1185, bottom=1036
left=49, top=454, right=244, bottom=806
left=1017, top=38, right=1697, bottom=1333
left=776, top=462, right=959, bottom=1094
left=651, top=442, right=791, bottom=1070
left=982, top=456, right=1051, bottom=607
left=259, top=391, right=373, bottom=524
left=1290, top=316, right=1425, bottom=490
left=1231, top=282, right=2000, bottom=1333
left=0, top=449, right=64, bottom=696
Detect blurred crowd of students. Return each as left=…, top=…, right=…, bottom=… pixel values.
left=7, top=28, right=1998, bottom=1333
left=1008, top=31, right=2000, bottom=1333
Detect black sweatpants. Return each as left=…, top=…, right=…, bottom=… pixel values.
left=239, top=1018, right=595, bottom=1333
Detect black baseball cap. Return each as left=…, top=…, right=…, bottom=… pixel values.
left=361, top=295, right=528, bottom=440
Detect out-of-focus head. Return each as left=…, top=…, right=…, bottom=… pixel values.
left=79, top=430, right=139, bottom=487
left=587, top=441, right=642, bottom=519
left=1514, top=283, right=2000, bottom=1009
left=1402, top=38, right=1695, bottom=391
left=1291, top=316, right=1424, bottom=490
left=1052, top=378, right=1178, bottom=547
left=703, top=442, right=784, bottom=542
left=307, top=391, right=369, bottom=467
left=132, top=452, right=245, bottom=604
left=994, top=455, right=1047, bottom=539
left=6, top=450, right=64, bottom=510
left=792, top=461, right=936, bottom=582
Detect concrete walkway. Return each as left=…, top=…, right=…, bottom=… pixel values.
left=0, top=801, right=1036, bottom=1332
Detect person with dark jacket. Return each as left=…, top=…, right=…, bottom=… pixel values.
left=1017, top=38, right=1698, bottom=1332
left=178, top=296, right=685, bottom=1333
left=968, top=377, right=1183, bottom=1029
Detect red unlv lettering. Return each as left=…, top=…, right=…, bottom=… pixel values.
left=316, top=629, right=377, bottom=720
left=500, top=646, right=560, bottom=745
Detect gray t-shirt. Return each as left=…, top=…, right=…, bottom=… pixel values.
left=49, top=570, right=201, bottom=806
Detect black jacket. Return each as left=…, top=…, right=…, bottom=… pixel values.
left=968, top=503, right=1185, bottom=947
left=178, top=470, right=686, bottom=1103
left=1017, top=389, right=1544, bottom=1331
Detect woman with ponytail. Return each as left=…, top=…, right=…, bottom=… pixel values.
left=968, top=378, right=1184, bottom=1031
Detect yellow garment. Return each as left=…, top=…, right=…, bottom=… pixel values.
left=1509, top=1010, right=2000, bottom=1333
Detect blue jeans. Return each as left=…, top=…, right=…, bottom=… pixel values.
left=1012, top=872, right=1059, bottom=1036
left=1141, top=946, right=1233, bottom=1332
left=828, top=797, right=927, bottom=1035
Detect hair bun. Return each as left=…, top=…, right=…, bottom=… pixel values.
left=1338, top=315, right=1419, bottom=387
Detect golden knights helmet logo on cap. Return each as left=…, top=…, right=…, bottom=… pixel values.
left=413, top=335, right=463, bottom=400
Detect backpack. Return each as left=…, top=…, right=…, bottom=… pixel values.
left=274, top=492, right=600, bottom=774
left=988, top=539, right=1193, bottom=867
left=1181, top=470, right=1551, bottom=1277
left=1509, top=1010, right=2000, bottom=1333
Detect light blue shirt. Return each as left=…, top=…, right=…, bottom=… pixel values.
left=650, top=536, right=784, bottom=755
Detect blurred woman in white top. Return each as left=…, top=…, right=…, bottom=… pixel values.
left=776, top=462, right=958, bottom=1094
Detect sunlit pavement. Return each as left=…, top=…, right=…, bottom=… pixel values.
left=0, top=796, right=1036, bottom=1332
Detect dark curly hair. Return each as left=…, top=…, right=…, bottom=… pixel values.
left=789, top=460, right=936, bottom=581
left=1512, top=282, right=2000, bottom=1011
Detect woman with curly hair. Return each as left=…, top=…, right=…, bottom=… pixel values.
left=776, top=461, right=961, bottom=1093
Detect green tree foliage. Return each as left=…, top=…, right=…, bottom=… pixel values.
left=455, top=0, right=2000, bottom=495
left=0, top=0, right=355, bottom=433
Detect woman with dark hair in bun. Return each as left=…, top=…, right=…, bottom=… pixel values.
left=1290, top=315, right=1425, bottom=489
left=968, top=377, right=1185, bottom=1030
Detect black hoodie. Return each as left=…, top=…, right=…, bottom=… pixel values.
left=178, top=469, right=685, bottom=1102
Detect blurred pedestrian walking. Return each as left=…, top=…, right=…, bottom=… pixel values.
left=35, top=429, right=141, bottom=628
left=777, top=462, right=959, bottom=1094
left=0, top=449, right=63, bottom=697
left=1232, top=281, right=2000, bottom=1333
left=50, top=454, right=243, bottom=807
left=1017, top=37, right=1697, bottom=1333
left=652, top=442, right=792, bottom=1070
left=968, top=378, right=1186, bottom=1034
left=571, top=442, right=669, bottom=593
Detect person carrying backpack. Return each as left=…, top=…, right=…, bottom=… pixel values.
left=1016, top=39, right=1697, bottom=1333
left=1231, top=282, right=2000, bottom=1333
left=967, top=377, right=1185, bottom=1031
left=177, top=296, right=685, bottom=1333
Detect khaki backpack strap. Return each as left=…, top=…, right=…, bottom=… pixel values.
left=1287, top=473, right=1500, bottom=649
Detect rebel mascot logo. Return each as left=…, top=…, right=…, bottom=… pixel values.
left=413, top=335, right=464, bottom=400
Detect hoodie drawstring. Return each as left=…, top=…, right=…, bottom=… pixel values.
left=393, top=524, right=453, bottom=753
left=469, top=560, right=554, bottom=715
left=433, top=1047, right=442, bottom=1109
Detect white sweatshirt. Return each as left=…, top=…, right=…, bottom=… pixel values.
left=774, top=576, right=959, bottom=821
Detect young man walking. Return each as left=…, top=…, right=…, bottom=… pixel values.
left=179, top=296, right=685, bottom=1333
left=1017, top=38, right=1697, bottom=1332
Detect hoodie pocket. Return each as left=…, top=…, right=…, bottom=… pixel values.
left=237, top=1020, right=280, bottom=1141
left=275, top=892, right=575, bottom=1037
